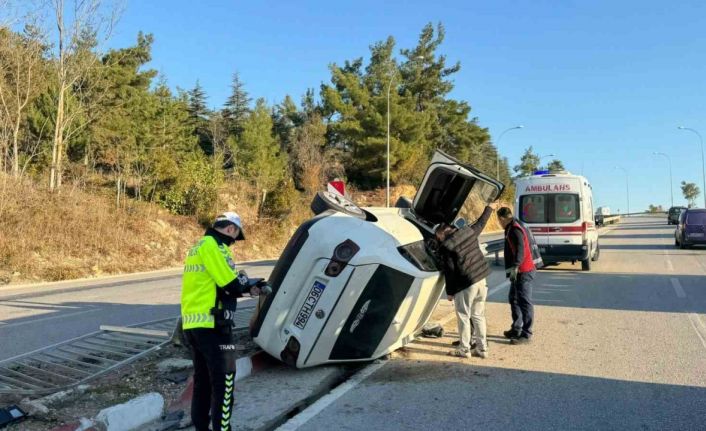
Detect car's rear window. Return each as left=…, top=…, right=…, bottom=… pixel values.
left=670, top=207, right=685, bottom=215
left=520, top=194, right=580, bottom=223
left=686, top=211, right=706, bottom=225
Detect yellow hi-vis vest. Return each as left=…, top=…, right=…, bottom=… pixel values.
left=180, top=235, right=239, bottom=330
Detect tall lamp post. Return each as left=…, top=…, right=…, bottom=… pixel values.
left=653, top=152, right=674, bottom=208
left=495, top=125, right=524, bottom=179
left=677, top=126, right=706, bottom=208
left=614, top=166, right=630, bottom=215
left=386, top=56, right=424, bottom=207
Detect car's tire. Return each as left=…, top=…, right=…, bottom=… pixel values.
left=581, top=257, right=591, bottom=271
left=675, top=237, right=679, bottom=247
left=680, top=238, right=687, bottom=249
left=310, top=191, right=366, bottom=219
left=591, top=242, right=600, bottom=261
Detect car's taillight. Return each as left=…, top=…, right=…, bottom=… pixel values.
left=581, top=221, right=588, bottom=241
left=325, top=239, right=360, bottom=277
left=280, top=336, right=301, bottom=367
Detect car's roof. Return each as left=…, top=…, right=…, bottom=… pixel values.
left=685, top=208, right=706, bottom=212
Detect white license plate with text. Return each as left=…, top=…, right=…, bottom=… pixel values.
left=293, top=281, right=326, bottom=329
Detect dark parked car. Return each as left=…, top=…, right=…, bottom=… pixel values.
left=668, top=206, right=687, bottom=225
left=675, top=209, right=706, bottom=249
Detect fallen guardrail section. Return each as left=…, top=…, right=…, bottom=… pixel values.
left=0, top=307, right=253, bottom=396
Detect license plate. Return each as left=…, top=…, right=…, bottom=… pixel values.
left=294, top=281, right=326, bottom=329
left=689, top=232, right=704, bottom=238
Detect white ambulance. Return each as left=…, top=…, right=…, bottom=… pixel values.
left=514, top=171, right=599, bottom=271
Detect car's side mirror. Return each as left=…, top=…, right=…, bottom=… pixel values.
left=454, top=218, right=467, bottom=229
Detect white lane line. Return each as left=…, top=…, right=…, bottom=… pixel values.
left=0, top=308, right=101, bottom=329
left=670, top=278, right=686, bottom=299
left=488, top=280, right=510, bottom=298
left=687, top=314, right=706, bottom=350
left=275, top=361, right=387, bottom=430
left=666, top=259, right=674, bottom=271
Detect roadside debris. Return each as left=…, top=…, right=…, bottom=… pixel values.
left=95, top=392, right=164, bottom=431
left=420, top=323, right=445, bottom=338
left=0, top=405, right=27, bottom=428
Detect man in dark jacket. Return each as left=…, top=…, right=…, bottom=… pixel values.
left=437, top=202, right=499, bottom=359
left=497, top=207, right=537, bottom=345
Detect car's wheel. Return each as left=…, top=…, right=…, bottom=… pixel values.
left=581, top=257, right=591, bottom=271
left=591, top=242, right=600, bottom=261
left=675, top=237, right=679, bottom=247
left=310, top=191, right=366, bottom=219
left=680, top=238, right=687, bottom=249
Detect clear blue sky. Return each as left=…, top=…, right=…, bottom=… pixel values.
left=110, top=0, right=706, bottom=212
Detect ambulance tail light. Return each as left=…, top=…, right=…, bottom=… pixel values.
left=581, top=222, right=588, bottom=241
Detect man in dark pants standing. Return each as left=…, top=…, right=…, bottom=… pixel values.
left=497, top=207, right=536, bottom=345
left=181, top=212, right=265, bottom=431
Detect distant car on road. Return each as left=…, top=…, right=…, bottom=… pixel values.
left=668, top=206, right=687, bottom=225
left=594, top=206, right=611, bottom=226
left=675, top=208, right=706, bottom=249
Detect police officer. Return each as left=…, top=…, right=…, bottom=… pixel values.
left=181, top=212, right=264, bottom=431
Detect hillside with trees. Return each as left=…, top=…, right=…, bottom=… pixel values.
left=0, top=2, right=511, bottom=283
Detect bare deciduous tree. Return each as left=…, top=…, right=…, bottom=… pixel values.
left=48, top=0, right=122, bottom=191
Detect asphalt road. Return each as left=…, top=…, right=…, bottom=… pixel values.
left=0, top=262, right=274, bottom=362
left=288, top=216, right=706, bottom=431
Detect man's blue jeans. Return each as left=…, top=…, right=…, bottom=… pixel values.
left=509, top=270, right=535, bottom=337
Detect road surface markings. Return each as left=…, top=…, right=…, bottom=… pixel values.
left=275, top=361, right=387, bottom=431
left=0, top=308, right=102, bottom=329
left=670, top=278, right=686, bottom=299
left=666, top=258, right=674, bottom=271
left=687, top=314, right=706, bottom=350
left=488, top=280, right=510, bottom=298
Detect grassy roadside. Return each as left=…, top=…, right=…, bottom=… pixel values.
left=0, top=175, right=507, bottom=285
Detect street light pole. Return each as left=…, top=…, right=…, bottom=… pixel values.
left=386, top=56, right=424, bottom=208
left=653, top=152, right=674, bottom=208
left=495, top=125, right=524, bottom=179
left=678, top=126, right=706, bottom=208
left=614, top=166, right=630, bottom=215
left=386, top=73, right=394, bottom=208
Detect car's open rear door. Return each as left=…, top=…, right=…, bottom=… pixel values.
left=412, top=150, right=504, bottom=227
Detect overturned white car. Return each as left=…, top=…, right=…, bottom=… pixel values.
left=251, top=151, right=503, bottom=368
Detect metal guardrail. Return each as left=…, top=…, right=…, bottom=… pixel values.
left=0, top=307, right=254, bottom=396
left=601, top=215, right=621, bottom=225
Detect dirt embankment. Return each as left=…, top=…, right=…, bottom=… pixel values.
left=0, top=176, right=506, bottom=285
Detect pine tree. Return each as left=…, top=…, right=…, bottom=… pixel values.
left=187, top=81, right=212, bottom=155
left=222, top=72, right=251, bottom=138
left=239, top=98, right=287, bottom=193
left=272, top=95, right=301, bottom=151
left=514, top=146, right=541, bottom=176
left=546, top=159, right=565, bottom=172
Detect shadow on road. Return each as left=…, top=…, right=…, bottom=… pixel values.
left=320, top=359, right=706, bottom=431
left=489, top=270, right=706, bottom=314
